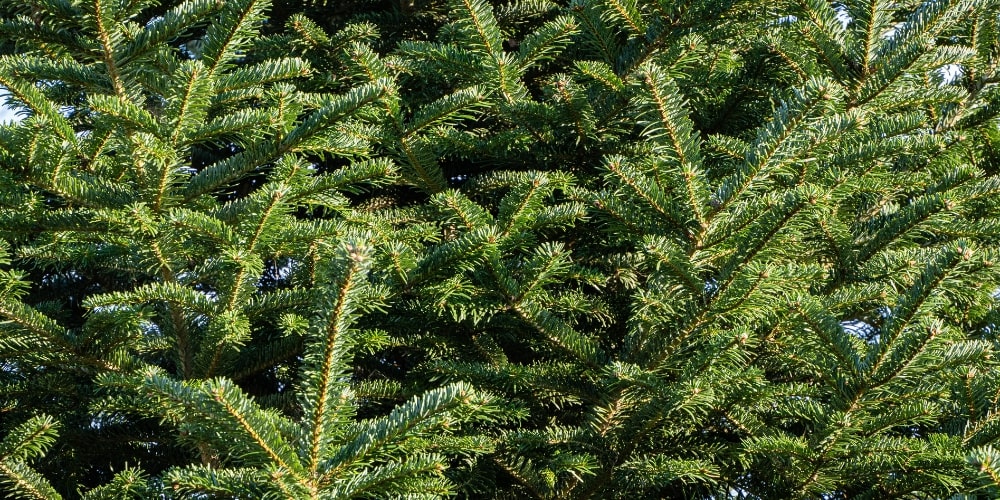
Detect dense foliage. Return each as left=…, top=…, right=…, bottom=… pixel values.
left=2, top=0, right=1000, bottom=497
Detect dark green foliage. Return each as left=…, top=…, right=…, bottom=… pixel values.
left=1, top=0, right=1000, bottom=498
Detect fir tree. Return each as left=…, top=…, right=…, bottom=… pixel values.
left=1, top=0, right=1000, bottom=498
left=0, top=0, right=497, bottom=496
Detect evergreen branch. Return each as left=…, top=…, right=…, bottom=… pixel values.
left=87, top=94, right=160, bottom=134
left=855, top=38, right=927, bottom=105
left=184, top=81, right=385, bottom=200
left=517, top=15, right=578, bottom=67
left=635, top=63, right=709, bottom=229
left=867, top=244, right=966, bottom=382
left=434, top=190, right=494, bottom=231
left=305, top=242, right=370, bottom=476
left=764, top=35, right=809, bottom=81
left=139, top=371, right=304, bottom=475
left=89, top=0, right=125, bottom=96
left=214, top=58, right=311, bottom=93
left=412, top=226, right=499, bottom=283
left=706, top=135, right=750, bottom=161
left=223, top=164, right=298, bottom=310
left=0, top=416, right=60, bottom=500
left=203, top=167, right=297, bottom=376
left=147, top=240, right=195, bottom=378
left=0, top=299, right=81, bottom=359
left=970, top=446, right=1000, bottom=488
left=856, top=193, right=949, bottom=264
left=1, top=0, right=998, bottom=495
left=245, top=185, right=287, bottom=259
left=716, top=189, right=809, bottom=281
left=209, top=87, right=267, bottom=108
left=119, top=0, right=222, bottom=65
left=344, top=40, right=393, bottom=83
left=513, top=242, right=572, bottom=303
left=167, top=61, right=213, bottom=147
left=497, top=172, right=554, bottom=237
left=602, top=155, right=690, bottom=237
left=510, top=300, right=602, bottom=366
left=230, top=333, right=303, bottom=381
left=858, top=401, right=939, bottom=437
left=3, top=55, right=111, bottom=92
left=296, top=158, right=398, bottom=201
left=877, top=0, right=972, bottom=59
left=80, top=467, right=149, bottom=499
left=0, top=59, right=75, bottom=141
left=523, top=201, right=586, bottom=232
left=450, top=0, right=503, bottom=56
left=283, top=80, right=388, bottom=148
left=621, top=30, right=700, bottom=79
left=491, top=455, right=549, bottom=499
left=395, top=41, right=483, bottom=78
left=792, top=0, right=849, bottom=80
left=167, top=208, right=239, bottom=246
left=323, top=454, right=449, bottom=498
left=846, top=0, right=891, bottom=80
left=620, top=456, right=720, bottom=490
left=79, top=128, right=115, bottom=168
left=712, top=78, right=831, bottom=217
left=41, top=170, right=136, bottom=209
left=404, top=87, right=487, bottom=138
left=319, top=383, right=475, bottom=477
left=789, top=297, right=865, bottom=378
left=0, top=416, right=59, bottom=464
left=571, top=2, right=619, bottom=68
left=396, top=135, right=449, bottom=194
left=188, top=108, right=272, bottom=145
left=286, top=14, right=331, bottom=48
left=592, top=194, right=647, bottom=237
left=83, top=281, right=218, bottom=315
left=204, top=378, right=304, bottom=476
left=0, top=460, right=61, bottom=500
left=868, top=322, right=946, bottom=392
left=574, top=60, right=624, bottom=91
left=601, top=0, right=646, bottom=37
left=200, top=0, right=270, bottom=76
left=642, top=235, right=703, bottom=297
left=792, top=418, right=852, bottom=496
left=0, top=19, right=78, bottom=54
left=492, top=52, right=530, bottom=104
left=164, top=465, right=270, bottom=499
